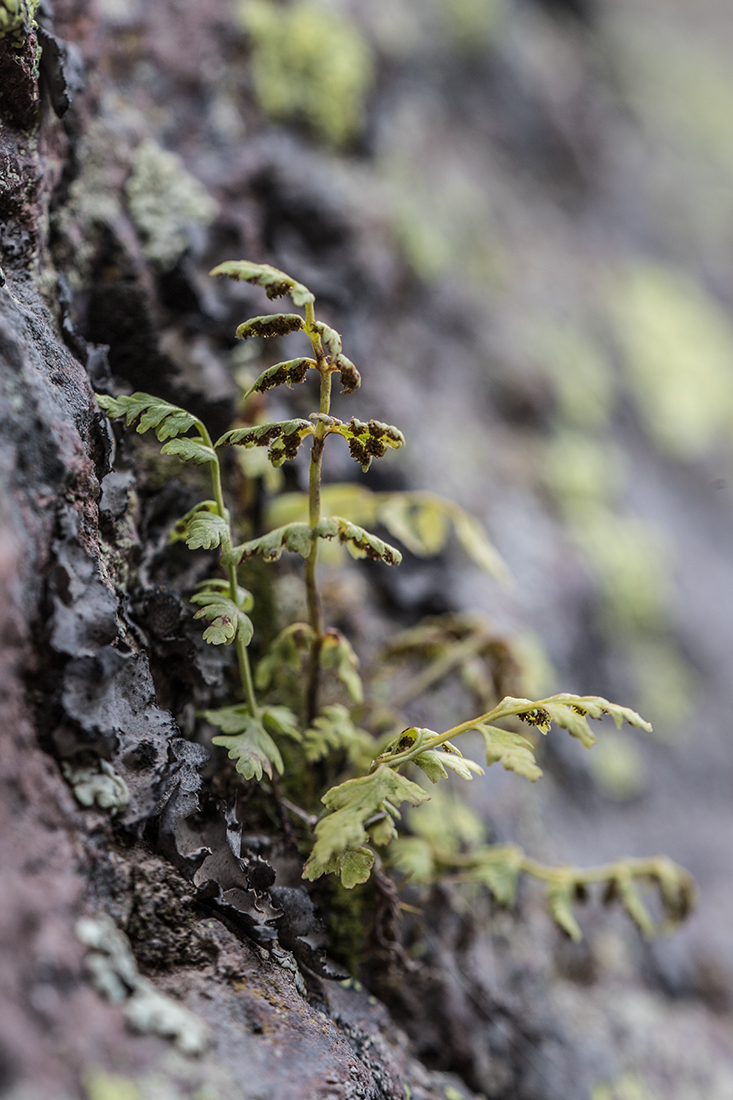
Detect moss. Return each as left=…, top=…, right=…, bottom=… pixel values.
left=238, top=0, right=374, bottom=147
left=0, top=0, right=38, bottom=48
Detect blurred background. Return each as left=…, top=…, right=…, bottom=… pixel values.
left=61, top=0, right=733, bottom=1093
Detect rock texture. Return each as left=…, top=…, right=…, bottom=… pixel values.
left=3, top=0, right=733, bottom=1098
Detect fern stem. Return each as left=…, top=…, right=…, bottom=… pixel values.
left=201, top=420, right=259, bottom=719
left=304, top=319, right=331, bottom=725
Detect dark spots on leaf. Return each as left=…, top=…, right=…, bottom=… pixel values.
left=520, top=708, right=551, bottom=728
left=396, top=730, right=417, bottom=752
left=571, top=705, right=588, bottom=716
left=257, top=365, right=289, bottom=392
left=264, top=281, right=291, bottom=300
left=239, top=314, right=304, bottom=339
left=335, top=356, right=361, bottom=394
left=348, top=438, right=371, bottom=470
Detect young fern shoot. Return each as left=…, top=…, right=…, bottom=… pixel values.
left=212, top=259, right=404, bottom=725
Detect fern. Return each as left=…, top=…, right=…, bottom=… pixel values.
left=97, top=259, right=694, bottom=948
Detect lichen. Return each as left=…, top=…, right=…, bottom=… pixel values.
left=63, top=758, right=130, bottom=814
left=76, top=915, right=210, bottom=1055
left=0, top=0, right=38, bottom=48
left=237, top=0, right=374, bottom=147
left=608, top=263, right=733, bottom=458
left=125, top=141, right=218, bottom=271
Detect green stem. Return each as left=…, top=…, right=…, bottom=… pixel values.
left=303, top=311, right=332, bottom=724
left=199, top=421, right=259, bottom=719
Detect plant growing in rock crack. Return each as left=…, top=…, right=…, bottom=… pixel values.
left=96, top=260, right=695, bottom=942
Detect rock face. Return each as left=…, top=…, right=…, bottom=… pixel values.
left=3, top=0, right=733, bottom=1098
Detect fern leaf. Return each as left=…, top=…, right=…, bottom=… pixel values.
left=261, top=705, right=302, bottom=741
left=96, top=392, right=199, bottom=441
left=303, top=764, right=429, bottom=887
left=236, top=313, right=305, bottom=340
left=504, top=693, right=652, bottom=749
left=255, top=623, right=315, bottom=691
left=223, top=523, right=313, bottom=565
left=328, top=418, right=405, bottom=471
left=546, top=879, right=582, bottom=941
left=160, top=438, right=217, bottom=465
left=210, top=260, right=315, bottom=307
left=170, top=504, right=229, bottom=551
left=245, top=358, right=316, bottom=396
left=192, top=594, right=253, bottom=645
left=304, top=705, right=373, bottom=765
left=207, top=707, right=284, bottom=780
left=319, top=629, right=363, bottom=703
left=315, top=516, right=402, bottom=565
left=313, top=320, right=342, bottom=358
left=475, top=724, right=542, bottom=781
left=333, top=354, right=361, bottom=394
left=216, top=419, right=314, bottom=466
left=191, top=577, right=253, bottom=611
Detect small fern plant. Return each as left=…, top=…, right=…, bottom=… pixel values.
left=96, top=260, right=694, bottom=941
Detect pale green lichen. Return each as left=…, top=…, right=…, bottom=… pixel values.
left=125, top=141, right=218, bottom=271
left=63, top=759, right=130, bottom=814
left=77, top=915, right=210, bottom=1055
left=237, top=0, right=374, bottom=147
left=0, top=0, right=38, bottom=48
left=609, top=264, right=733, bottom=458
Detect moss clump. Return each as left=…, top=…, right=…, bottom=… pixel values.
left=238, top=0, right=374, bottom=147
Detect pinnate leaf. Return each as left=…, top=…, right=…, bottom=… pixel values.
left=160, top=437, right=217, bottom=465
left=261, top=705, right=302, bottom=742
left=255, top=623, right=315, bottom=691
left=319, top=629, right=363, bottom=702
left=96, top=392, right=199, bottom=441
left=210, top=260, right=315, bottom=307
left=236, top=313, right=305, bottom=340
left=546, top=879, right=582, bottom=941
left=171, top=504, right=229, bottom=551
left=415, top=745, right=484, bottom=784
left=506, top=693, right=652, bottom=749
left=328, top=418, right=405, bottom=471
left=191, top=577, right=253, bottom=612
left=192, top=594, right=253, bottom=646
left=468, top=846, right=524, bottom=905
left=245, top=358, right=316, bottom=396
left=313, top=321, right=342, bottom=358
left=224, top=522, right=313, bottom=565
left=303, top=764, right=429, bottom=887
left=476, top=724, right=542, bottom=781
left=304, top=704, right=373, bottom=765
left=333, top=354, right=361, bottom=394
left=209, top=713, right=284, bottom=780
left=216, top=419, right=314, bottom=466
left=315, top=516, right=401, bottom=565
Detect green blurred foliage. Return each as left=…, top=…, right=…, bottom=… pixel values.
left=237, top=0, right=374, bottom=147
